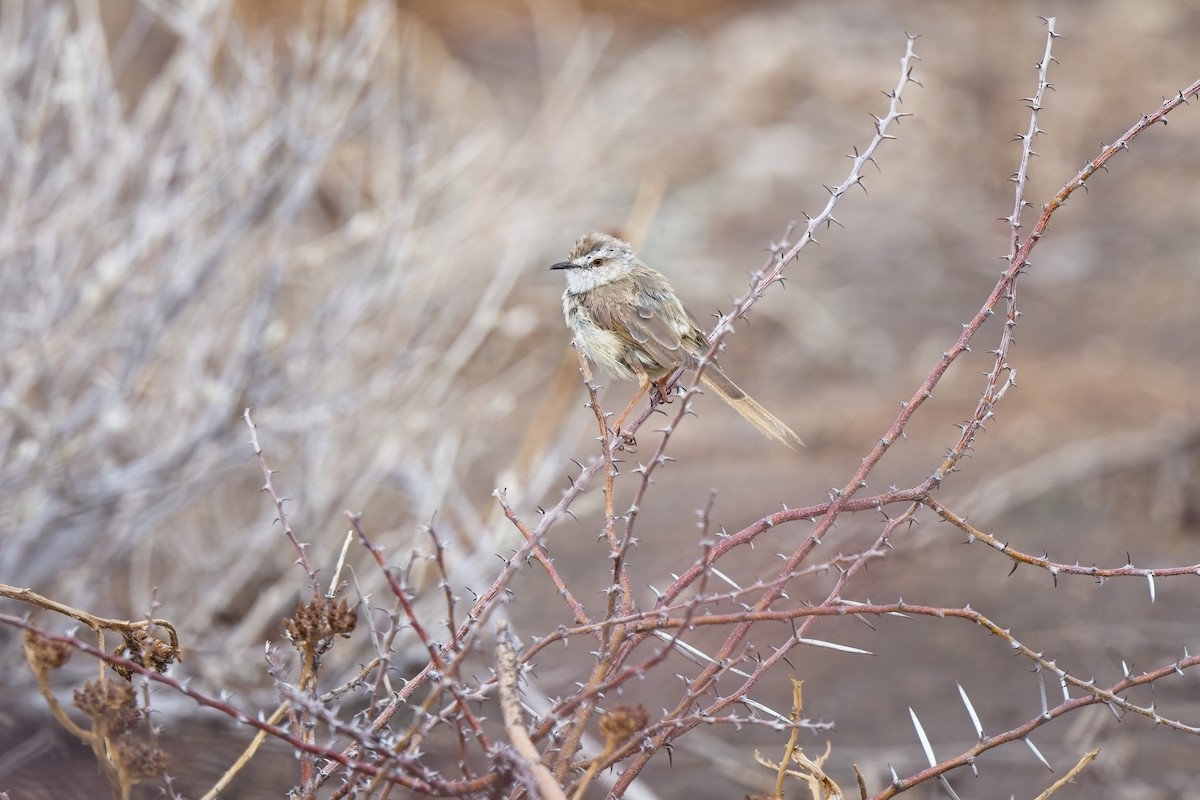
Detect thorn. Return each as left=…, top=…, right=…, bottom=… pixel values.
left=957, top=682, right=985, bottom=741
left=797, top=637, right=874, bottom=656
left=1023, top=737, right=1052, bottom=771
left=938, top=775, right=964, bottom=800
left=908, top=707, right=937, bottom=767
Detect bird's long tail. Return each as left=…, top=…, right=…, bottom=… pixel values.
left=700, top=368, right=804, bottom=449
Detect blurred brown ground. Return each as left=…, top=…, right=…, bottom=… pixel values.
left=3, top=0, right=1200, bottom=798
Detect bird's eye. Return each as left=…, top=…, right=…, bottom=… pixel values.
left=592, top=257, right=607, bottom=266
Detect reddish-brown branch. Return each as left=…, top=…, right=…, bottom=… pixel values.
left=2, top=614, right=485, bottom=795
left=607, top=56, right=1200, bottom=798
left=495, top=490, right=593, bottom=628
left=926, top=496, right=1200, bottom=579
left=348, top=513, right=493, bottom=751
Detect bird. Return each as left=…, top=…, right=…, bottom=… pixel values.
left=551, top=232, right=802, bottom=448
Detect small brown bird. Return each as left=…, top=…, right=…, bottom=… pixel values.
left=551, top=232, right=802, bottom=448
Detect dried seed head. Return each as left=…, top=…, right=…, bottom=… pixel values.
left=283, top=597, right=358, bottom=650
left=74, top=678, right=136, bottom=723
left=112, top=629, right=181, bottom=680
left=599, top=704, right=650, bottom=748
left=115, top=735, right=169, bottom=779
left=109, top=704, right=144, bottom=737
left=24, top=630, right=71, bottom=670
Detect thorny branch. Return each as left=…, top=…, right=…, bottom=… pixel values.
left=245, top=408, right=321, bottom=599
left=508, top=20, right=1200, bottom=797
left=14, top=17, right=1200, bottom=800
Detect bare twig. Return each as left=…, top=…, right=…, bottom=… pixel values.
left=244, top=409, right=320, bottom=598
left=1032, top=749, right=1100, bottom=800
left=497, top=621, right=569, bottom=800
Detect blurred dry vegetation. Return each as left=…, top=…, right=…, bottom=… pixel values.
left=2, top=0, right=1200, bottom=797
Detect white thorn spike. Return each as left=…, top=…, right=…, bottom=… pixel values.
left=938, top=775, right=964, bottom=800
left=957, top=682, right=985, bottom=740
left=797, top=637, right=875, bottom=656
left=1023, top=737, right=1052, bottom=770
left=738, top=695, right=791, bottom=724
left=909, top=707, right=938, bottom=768
left=710, top=567, right=742, bottom=591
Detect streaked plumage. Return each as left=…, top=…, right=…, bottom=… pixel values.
left=552, top=232, right=802, bottom=448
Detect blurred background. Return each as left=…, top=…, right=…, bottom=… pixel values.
left=2, top=0, right=1199, bottom=797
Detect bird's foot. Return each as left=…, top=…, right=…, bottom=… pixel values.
left=611, top=426, right=637, bottom=452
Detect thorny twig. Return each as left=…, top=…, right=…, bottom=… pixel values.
left=17, top=17, right=1200, bottom=799
left=244, top=409, right=321, bottom=599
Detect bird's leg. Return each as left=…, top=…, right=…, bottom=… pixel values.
left=611, top=367, right=650, bottom=447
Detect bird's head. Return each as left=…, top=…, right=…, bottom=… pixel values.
left=550, top=232, right=637, bottom=293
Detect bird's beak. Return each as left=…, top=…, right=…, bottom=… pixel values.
left=549, top=260, right=577, bottom=271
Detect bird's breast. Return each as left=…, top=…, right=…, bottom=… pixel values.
left=562, top=294, right=638, bottom=380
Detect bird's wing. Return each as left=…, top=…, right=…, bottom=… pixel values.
left=589, top=301, right=696, bottom=373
